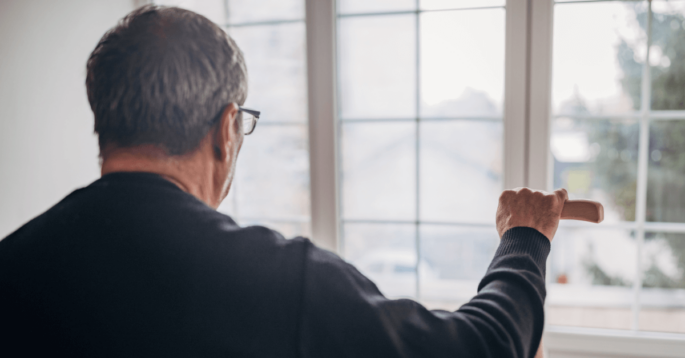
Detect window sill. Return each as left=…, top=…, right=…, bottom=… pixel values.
left=544, top=325, right=685, bottom=358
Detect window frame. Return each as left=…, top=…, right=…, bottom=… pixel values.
left=531, top=0, right=685, bottom=336
left=151, top=0, right=685, bottom=351
left=218, top=4, right=312, bottom=237
left=334, top=1, right=508, bottom=300
left=303, top=0, right=685, bottom=349
left=308, top=0, right=528, bottom=270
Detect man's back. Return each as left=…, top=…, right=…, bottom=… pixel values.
left=1, top=172, right=551, bottom=358
left=0, top=172, right=308, bottom=357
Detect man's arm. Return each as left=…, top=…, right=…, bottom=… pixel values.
left=298, top=188, right=566, bottom=358
left=298, top=227, right=548, bottom=358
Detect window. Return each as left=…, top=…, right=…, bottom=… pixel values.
left=157, top=0, right=312, bottom=239
left=221, top=0, right=311, bottom=239
left=336, top=0, right=506, bottom=309
left=549, top=0, right=685, bottom=333
left=155, top=0, right=685, bottom=342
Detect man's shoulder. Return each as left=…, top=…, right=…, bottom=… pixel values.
left=0, top=173, right=313, bottom=267
left=219, top=223, right=313, bottom=257
left=0, top=178, right=318, bottom=307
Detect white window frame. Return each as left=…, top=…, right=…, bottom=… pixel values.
left=149, top=0, right=685, bottom=353
left=304, top=0, right=535, bottom=264
left=304, top=0, right=685, bottom=355
left=305, top=0, right=339, bottom=253
left=529, top=0, right=685, bottom=350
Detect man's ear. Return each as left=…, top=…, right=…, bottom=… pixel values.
left=213, top=103, right=240, bottom=161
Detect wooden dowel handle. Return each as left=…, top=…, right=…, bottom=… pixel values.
left=561, top=200, right=604, bottom=223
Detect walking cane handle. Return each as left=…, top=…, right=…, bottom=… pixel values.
left=561, top=200, right=604, bottom=223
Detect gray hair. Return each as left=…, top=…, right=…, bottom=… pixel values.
left=86, top=5, right=247, bottom=156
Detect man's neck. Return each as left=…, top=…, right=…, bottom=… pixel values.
left=100, top=145, right=220, bottom=208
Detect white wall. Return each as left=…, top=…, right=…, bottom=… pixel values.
left=0, top=0, right=135, bottom=238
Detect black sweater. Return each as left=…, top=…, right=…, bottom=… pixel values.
left=0, top=172, right=550, bottom=358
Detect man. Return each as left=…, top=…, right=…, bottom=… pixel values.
left=0, top=5, right=565, bottom=358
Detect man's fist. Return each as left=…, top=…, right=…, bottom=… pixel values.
left=496, top=187, right=568, bottom=241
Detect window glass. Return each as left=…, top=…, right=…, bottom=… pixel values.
left=420, top=9, right=505, bottom=117
left=337, top=3, right=505, bottom=306
left=226, top=0, right=303, bottom=24
left=419, top=120, right=502, bottom=223
left=338, top=0, right=415, bottom=15
left=553, top=1, right=648, bottom=116
left=420, top=0, right=505, bottom=11
left=338, top=15, right=417, bottom=119
left=343, top=223, right=417, bottom=299
left=341, top=122, right=416, bottom=221
left=647, top=121, right=685, bottom=223
left=639, top=232, right=685, bottom=333
left=229, top=23, right=308, bottom=123
left=224, top=4, right=310, bottom=237
left=650, top=1, right=685, bottom=110
left=219, top=125, right=310, bottom=237
left=547, top=228, right=637, bottom=330
left=419, top=225, right=498, bottom=310
left=552, top=0, right=685, bottom=333
left=551, top=118, right=639, bottom=222
left=167, top=0, right=311, bottom=238
left=643, top=2, right=685, bottom=333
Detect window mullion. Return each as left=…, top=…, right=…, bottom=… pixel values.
left=633, top=0, right=654, bottom=332
left=414, top=0, right=421, bottom=301
left=503, top=0, right=530, bottom=189
left=305, top=0, right=339, bottom=253
left=528, top=0, right=554, bottom=191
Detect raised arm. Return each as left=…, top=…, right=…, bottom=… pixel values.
left=299, top=188, right=567, bottom=358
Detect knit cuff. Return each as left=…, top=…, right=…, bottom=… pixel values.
left=496, top=227, right=551, bottom=274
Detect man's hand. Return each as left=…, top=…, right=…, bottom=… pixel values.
left=496, top=187, right=568, bottom=241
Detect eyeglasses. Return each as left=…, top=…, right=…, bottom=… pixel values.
left=211, top=105, right=261, bottom=135
left=239, top=107, right=260, bottom=135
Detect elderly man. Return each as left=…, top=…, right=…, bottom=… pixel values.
left=0, top=5, right=564, bottom=358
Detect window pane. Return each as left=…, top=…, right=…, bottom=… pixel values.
left=215, top=0, right=309, bottom=239
left=155, top=0, right=226, bottom=25
left=338, top=15, right=416, bottom=119
left=553, top=2, right=648, bottom=115
left=338, top=0, right=415, bottom=15
left=218, top=124, right=310, bottom=227
left=551, top=118, right=639, bottom=222
left=419, top=225, right=498, bottom=310
left=420, top=120, right=502, bottom=223
left=343, top=223, right=417, bottom=299
left=337, top=3, right=507, bottom=318
left=226, top=0, right=303, bottom=24
left=341, top=122, right=416, bottom=220
left=420, top=9, right=504, bottom=117
left=547, top=228, right=636, bottom=330
left=420, top=0, right=504, bottom=11
left=651, top=1, right=685, bottom=110
left=228, top=23, right=308, bottom=123
left=640, top=232, right=685, bottom=333
left=647, top=120, right=685, bottom=223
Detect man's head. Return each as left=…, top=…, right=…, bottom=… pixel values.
left=87, top=5, right=248, bottom=208
left=87, top=5, right=247, bottom=156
